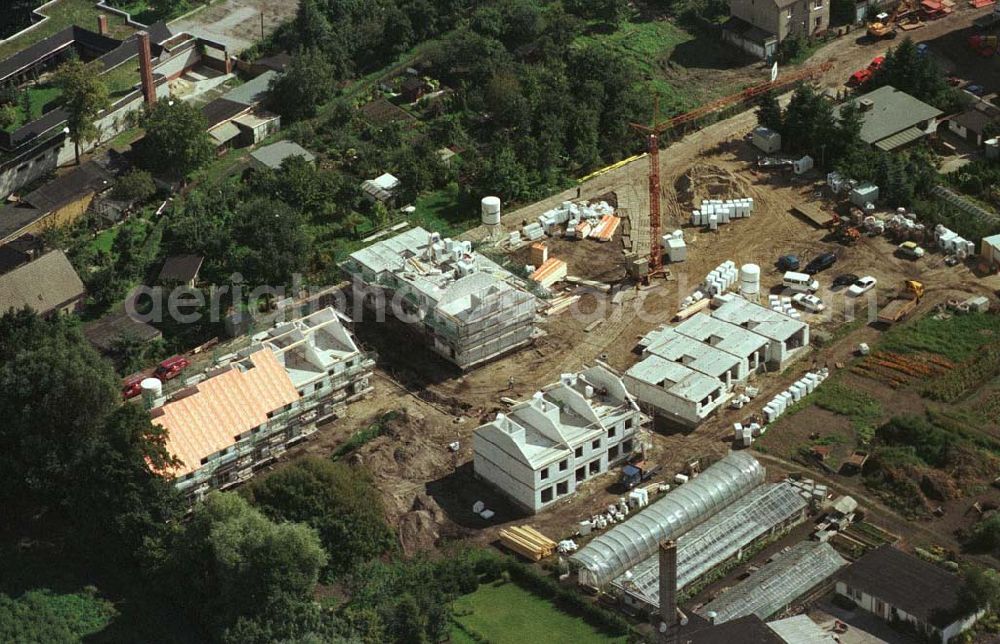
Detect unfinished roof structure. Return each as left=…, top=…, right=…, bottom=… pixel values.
left=611, top=482, right=808, bottom=609
left=474, top=367, right=643, bottom=512
left=641, top=326, right=742, bottom=385
left=710, top=298, right=809, bottom=366
left=345, top=227, right=537, bottom=369
left=152, top=308, right=373, bottom=498
left=571, top=451, right=766, bottom=588
left=675, top=313, right=770, bottom=366
left=623, top=354, right=729, bottom=426
left=697, top=541, right=847, bottom=623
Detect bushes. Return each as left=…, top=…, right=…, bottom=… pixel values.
left=504, top=563, right=630, bottom=637
left=965, top=513, right=1000, bottom=558
left=923, top=344, right=1000, bottom=403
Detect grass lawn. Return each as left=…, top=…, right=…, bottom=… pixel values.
left=452, top=581, right=627, bottom=644
left=573, top=19, right=698, bottom=112
left=0, top=0, right=132, bottom=62
left=880, top=312, right=1000, bottom=362
left=3, top=84, right=63, bottom=131
left=0, top=589, right=117, bottom=642
left=90, top=227, right=119, bottom=254
left=111, top=0, right=193, bottom=25
left=810, top=381, right=882, bottom=445
left=102, top=62, right=140, bottom=99
left=410, top=183, right=479, bottom=238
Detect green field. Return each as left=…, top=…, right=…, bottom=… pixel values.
left=880, top=312, right=1000, bottom=362
left=573, top=19, right=698, bottom=112
left=0, top=0, right=131, bottom=62
left=3, top=85, right=63, bottom=131
left=410, top=183, right=479, bottom=238
left=0, top=589, right=117, bottom=642
left=102, top=62, right=140, bottom=98
left=451, top=581, right=627, bottom=644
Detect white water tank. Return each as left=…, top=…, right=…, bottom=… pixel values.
left=740, top=263, right=761, bottom=295
left=141, top=377, right=163, bottom=409
left=481, top=196, right=501, bottom=225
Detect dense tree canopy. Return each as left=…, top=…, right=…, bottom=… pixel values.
left=137, top=100, right=214, bottom=179
left=55, top=58, right=110, bottom=164
left=867, top=38, right=965, bottom=112
left=244, top=458, right=396, bottom=578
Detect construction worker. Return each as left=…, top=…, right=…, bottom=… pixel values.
left=508, top=375, right=515, bottom=390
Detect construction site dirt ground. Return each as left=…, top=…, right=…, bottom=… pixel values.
left=168, top=0, right=298, bottom=53
left=270, top=6, right=1000, bottom=563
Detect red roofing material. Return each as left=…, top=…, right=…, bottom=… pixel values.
left=591, top=214, right=620, bottom=242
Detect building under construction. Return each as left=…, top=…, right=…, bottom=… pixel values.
left=150, top=308, right=374, bottom=502
left=344, top=227, right=537, bottom=370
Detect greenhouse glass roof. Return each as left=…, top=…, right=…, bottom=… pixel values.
left=696, top=541, right=847, bottom=623
left=611, top=482, right=808, bottom=608
left=571, top=451, right=765, bottom=588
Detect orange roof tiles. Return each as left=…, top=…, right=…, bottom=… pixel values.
left=530, top=257, right=568, bottom=288
left=591, top=214, right=620, bottom=242
left=152, top=349, right=300, bottom=477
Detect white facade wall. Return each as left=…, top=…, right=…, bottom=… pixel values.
left=623, top=374, right=729, bottom=427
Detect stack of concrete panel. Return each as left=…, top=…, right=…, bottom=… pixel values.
left=768, top=295, right=799, bottom=319
left=522, top=222, right=545, bottom=241
left=703, top=260, right=738, bottom=296
left=690, top=198, right=753, bottom=227
left=935, top=224, right=975, bottom=256
left=539, top=200, right=614, bottom=235
left=662, top=230, right=687, bottom=262
left=762, top=369, right=829, bottom=423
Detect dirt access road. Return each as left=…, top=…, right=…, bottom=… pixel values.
left=169, top=0, right=298, bottom=53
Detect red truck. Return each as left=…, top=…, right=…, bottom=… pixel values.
left=847, top=56, right=885, bottom=86
left=122, top=375, right=144, bottom=400
left=154, top=355, right=190, bottom=381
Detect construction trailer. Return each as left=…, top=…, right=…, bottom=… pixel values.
left=150, top=308, right=375, bottom=503
left=344, top=227, right=538, bottom=370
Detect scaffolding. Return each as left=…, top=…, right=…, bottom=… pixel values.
left=571, top=451, right=765, bottom=589
left=696, top=541, right=847, bottom=624
left=611, top=482, right=808, bottom=609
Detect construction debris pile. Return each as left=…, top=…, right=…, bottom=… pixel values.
left=690, top=198, right=755, bottom=229
left=530, top=200, right=620, bottom=242
left=762, top=369, right=830, bottom=423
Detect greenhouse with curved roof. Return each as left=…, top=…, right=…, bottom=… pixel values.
left=570, top=451, right=765, bottom=589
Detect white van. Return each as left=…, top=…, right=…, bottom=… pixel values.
left=783, top=271, right=819, bottom=293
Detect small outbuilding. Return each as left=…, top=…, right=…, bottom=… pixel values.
left=752, top=126, right=781, bottom=153
left=981, top=233, right=1000, bottom=267
left=250, top=141, right=316, bottom=171
left=158, top=254, right=204, bottom=287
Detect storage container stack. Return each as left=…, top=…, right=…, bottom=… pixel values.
left=935, top=224, right=976, bottom=258
left=690, top=198, right=754, bottom=227
left=762, top=369, right=829, bottom=424
left=702, top=260, right=738, bottom=296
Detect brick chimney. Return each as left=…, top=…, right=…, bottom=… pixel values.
left=137, top=31, right=156, bottom=107
left=97, top=14, right=109, bottom=36
left=658, top=540, right=685, bottom=644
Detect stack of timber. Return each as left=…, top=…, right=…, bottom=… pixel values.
left=499, top=526, right=558, bottom=561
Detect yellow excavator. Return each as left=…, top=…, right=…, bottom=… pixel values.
left=867, top=0, right=920, bottom=39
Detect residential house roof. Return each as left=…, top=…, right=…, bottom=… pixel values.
left=158, top=254, right=204, bottom=284
left=250, top=140, right=315, bottom=170
left=767, top=615, right=837, bottom=643
left=221, top=70, right=277, bottom=106
left=152, top=348, right=301, bottom=477
left=682, top=615, right=786, bottom=644
left=643, top=327, right=741, bottom=380
left=83, top=310, right=163, bottom=352
left=836, top=85, right=942, bottom=146
left=201, top=98, right=250, bottom=129
left=711, top=298, right=806, bottom=344
left=952, top=102, right=1000, bottom=135
left=208, top=121, right=241, bottom=145
left=0, top=250, right=85, bottom=315
left=0, top=26, right=121, bottom=85
left=675, top=313, right=770, bottom=360
left=835, top=545, right=967, bottom=627
left=23, top=161, right=113, bottom=212
left=255, top=52, right=291, bottom=73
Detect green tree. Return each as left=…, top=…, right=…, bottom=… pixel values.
left=966, top=513, right=1000, bottom=557
left=231, top=197, right=309, bottom=286
left=0, top=104, right=17, bottom=130
left=957, top=566, right=1000, bottom=613
left=138, top=100, right=213, bottom=179
left=55, top=58, right=110, bottom=164
left=244, top=458, right=395, bottom=578
left=756, top=90, right=783, bottom=132
left=267, top=49, right=336, bottom=122
left=163, top=493, right=328, bottom=634
left=111, top=169, right=157, bottom=203
left=295, top=0, right=333, bottom=50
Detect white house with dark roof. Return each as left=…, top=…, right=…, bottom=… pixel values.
left=473, top=366, right=644, bottom=513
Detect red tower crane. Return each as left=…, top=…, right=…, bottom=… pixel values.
left=630, top=61, right=833, bottom=274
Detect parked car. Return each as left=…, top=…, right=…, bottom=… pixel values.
left=122, top=375, right=144, bottom=400
left=966, top=84, right=985, bottom=97
left=833, top=273, right=859, bottom=288
left=792, top=293, right=826, bottom=312
left=154, top=355, right=190, bottom=381
left=848, top=276, right=878, bottom=296
left=897, top=241, right=925, bottom=259
left=777, top=254, right=800, bottom=271
left=916, top=43, right=929, bottom=57
left=783, top=271, right=820, bottom=293
left=804, top=252, right=837, bottom=275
